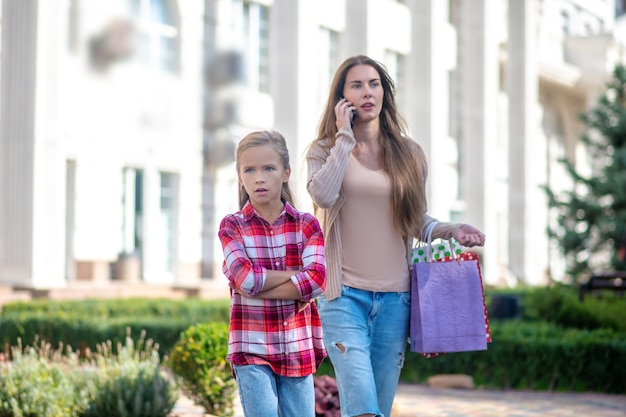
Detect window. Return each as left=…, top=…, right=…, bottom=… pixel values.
left=448, top=69, right=459, bottom=140
left=243, top=1, right=270, bottom=92
left=129, top=0, right=180, bottom=73
left=68, top=0, right=79, bottom=52
left=159, top=172, right=178, bottom=273
left=65, top=160, right=77, bottom=281
left=328, top=30, right=340, bottom=83
left=560, top=10, right=570, bottom=35
left=384, top=50, right=406, bottom=111
left=122, top=168, right=144, bottom=257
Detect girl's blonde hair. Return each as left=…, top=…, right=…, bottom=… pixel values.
left=313, top=55, right=426, bottom=236
left=235, top=130, right=295, bottom=209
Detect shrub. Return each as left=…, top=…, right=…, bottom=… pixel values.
left=0, top=298, right=232, bottom=357
left=80, top=330, right=178, bottom=417
left=0, top=339, right=88, bottom=417
left=168, top=322, right=236, bottom=417
left=519, top=284, right=626, bottom=332
left=400, top=320, right=626, bottom=393
left=1, top=298, right=231, bottom=323
left=0, top=331, right=178, bottom=417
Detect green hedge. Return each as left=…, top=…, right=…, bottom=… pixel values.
left=0, top=314, right=193, bottom=357
left=513, top=284, right=626, bottom=332
left=0, top=298, right=231, bottom=356
left=0, top=297, right=230, bottom=321
left=398, top=320, right=626, bottom=394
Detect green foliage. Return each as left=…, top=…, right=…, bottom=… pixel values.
left=0, top=298, right=231, bottom=321
left=400, top=321, right=626, bottom=393
left=518, top=284, right=626, bottom=332
left=0, top=331, right=178, bottom=417
left=544, top=64, right=626, bottom=280
left=168, top=322, right=236, bottom=417
left=0, top=298, right=231, bottom=356
left=0, top=340, right=88, bottom=417
left=80, top=330, right=178, bottom=417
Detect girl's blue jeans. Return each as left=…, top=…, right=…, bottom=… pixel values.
left=233, top=364, right=315, bottom=417
left=317, top=285, right=411, bottom=417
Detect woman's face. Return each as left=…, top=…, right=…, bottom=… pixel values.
left=342, top=64, right=384, bottom=124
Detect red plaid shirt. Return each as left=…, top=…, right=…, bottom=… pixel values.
left=218, top=201, right=327, bottom=377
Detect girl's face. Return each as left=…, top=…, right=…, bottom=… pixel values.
left=342, top=64, right=384, bottom=124
left=238, top=144, right=290, bottom=211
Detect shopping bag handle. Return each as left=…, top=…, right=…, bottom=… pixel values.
left=423, top=220, right=459, bottom=263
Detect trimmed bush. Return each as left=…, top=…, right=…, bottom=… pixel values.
left=400, top=321, right=626, bottom=393
left=0, top=298, right=231, bottom=357
left=0, top=298, right=231, bottom=322
left=517, top=284, right=626, bottom=332
left=168, top=322, right=236, bottom=417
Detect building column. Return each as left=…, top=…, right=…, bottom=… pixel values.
left=405, top=0, right=455, bottom=217
left=271, top=0, right=300, bottom=195
left=459, top=0, right=499, bottom=284
left=507, top=0, right=544, bottom=284
left=0, top=0, right=38, bottom=286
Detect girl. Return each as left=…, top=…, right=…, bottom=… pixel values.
left=306, top=55, right=485, bottom=417
left=219, top=130, right=326, bottom=417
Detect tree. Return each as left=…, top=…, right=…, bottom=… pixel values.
left=545, top=65, right=626, bottom=282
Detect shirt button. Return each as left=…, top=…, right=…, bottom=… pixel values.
left=275, top=261, right=280, bottom=266
left=283, top=321, right=288, bottom=326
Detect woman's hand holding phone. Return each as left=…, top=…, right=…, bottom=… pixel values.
left=335, top=97, right=356, bottom=130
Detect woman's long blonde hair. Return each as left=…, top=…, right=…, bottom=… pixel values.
left=314, top=55, right=426, bottom=236
left=236, top=130, right=295, bottom=209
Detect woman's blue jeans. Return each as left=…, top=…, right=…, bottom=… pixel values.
left=233, top=364, right=315, bottom=417
left=317, top=286, right=410, bottom=417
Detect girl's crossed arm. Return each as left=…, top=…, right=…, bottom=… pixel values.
left=219, top=214, right=326, bottom=301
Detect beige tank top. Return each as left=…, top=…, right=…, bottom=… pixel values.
left=339, top=154, right=411, bottom=292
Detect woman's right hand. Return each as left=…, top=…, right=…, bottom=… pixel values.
left=335, top=97, right=355, bottom=131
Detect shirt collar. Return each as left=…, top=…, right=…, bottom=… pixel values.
left=241, top=200, right=297, bottom=222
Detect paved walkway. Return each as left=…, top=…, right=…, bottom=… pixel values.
left=392, top=383, right=626, bottom=416
left=170, top=383, right=626, bottom=416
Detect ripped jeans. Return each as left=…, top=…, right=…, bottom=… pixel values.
left=317, top=286, right=410, bottom=417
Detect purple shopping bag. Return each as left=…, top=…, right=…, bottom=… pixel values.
left=409, top=252, right=489, bottom=354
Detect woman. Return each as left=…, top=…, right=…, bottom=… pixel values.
left=306, top=55, right=485, bottom=417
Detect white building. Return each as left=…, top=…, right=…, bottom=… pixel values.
left=0, top=0, right=205, bottom=290
left=1, top=0, right=624, bottom=297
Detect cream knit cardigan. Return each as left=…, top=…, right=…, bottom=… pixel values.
left=306, top=126, right=462, bottom=300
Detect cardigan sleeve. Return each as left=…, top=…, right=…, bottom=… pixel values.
left=420, top=216, right=463, bottom=241
left=306, top=127, right=356, bottom=208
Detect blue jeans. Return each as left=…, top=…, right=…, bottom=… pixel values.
left=233, top=364, right=315, bottom=417
left=317, top=286, right=411, bottom=417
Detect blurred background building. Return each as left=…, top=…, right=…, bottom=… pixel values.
left=1, top=0, right=625, bottom=300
